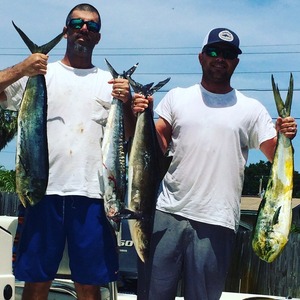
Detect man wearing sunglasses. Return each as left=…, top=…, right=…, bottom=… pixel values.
left=132, top=28, right=297, bottom=300
left=0, top=3, right=134, bottom=300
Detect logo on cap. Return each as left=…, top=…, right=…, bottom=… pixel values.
left=218, top=30, right=234, bottom=42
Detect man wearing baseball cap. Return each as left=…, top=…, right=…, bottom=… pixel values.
left=132, top=27, right=297, bottom=300
left=202, top=27, right=242, bottom=54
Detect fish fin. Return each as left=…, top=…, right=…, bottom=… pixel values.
left=128, top=77, right=170, bottom=97
left=284, top=73, right=293, bottom=116
left=108, top=219, right=121, bottom=232
left=105, top=59, right=120, bottom=79
left=252, top=197, right=266, bottom=234
left=12, top=21, right=63, bottom=54
left=12, top=21, right=38, bottom=53
left=96, top=98, right=111, bottom=110
left=126, top=137, right=133, bottom=157
left=272, top=206, right=282, bottom=225
left=119, top=208, right=139, bottom=220
left=47, top=116, right=65, bottom=124
left=105, top=59, right=139, bottom=79
left=111, top=208, right=142, bottom=221
left=258, top=197, right=266, bottom=210
left=18, top=155, right=29, bottom=176
left=39, top=32, right=64, bottom=55
left=271, top=74, right=293, bottom=118
left=18, top=195, right=27, bottom=208
left=124, top=62, right=139, bottom=78
left=143, top=82, right=155, bottom=94
left=128, top=77, right=153, bottom=95
left=148, top=77, right=171, bottom=96
left=124, top=140, right=130, bottom=155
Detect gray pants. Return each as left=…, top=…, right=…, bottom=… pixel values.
left=138, top=210, right=235, bottom=300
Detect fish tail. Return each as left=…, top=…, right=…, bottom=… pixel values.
left=12, top=21, right=63, bottom=54
left=105, top=59, right=139, bottom=79
left=17, top=194, right=27, bottom=208
left=272, top=74, right=293, bottom=117
left=105, top=59, right=119, bottom=79
left=39, top=32, right=64, bottom=54
left=284, top=73, right=293, bottom=116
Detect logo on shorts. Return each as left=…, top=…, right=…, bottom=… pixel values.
left=218, top=30, right=234, bottom=42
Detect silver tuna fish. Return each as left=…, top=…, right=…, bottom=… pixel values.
left=102, top=59, right=138, bottom=231
left=13, top=22, right=63, bottom=207
left=127, top=76, right=171, bottom=262
left=252, top=74, right=294, bottom=263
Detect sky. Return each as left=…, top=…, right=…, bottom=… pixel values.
left=1, top=0, right=300, bottom=172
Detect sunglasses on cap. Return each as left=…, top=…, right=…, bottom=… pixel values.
left=68, top=18, right=100, bottom=33
left=204, top=47, right=238, bottom=60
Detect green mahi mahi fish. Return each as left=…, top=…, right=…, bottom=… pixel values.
left=13, top=22, right=63, bottom=207
left=252, top=74, right=294, bottom=263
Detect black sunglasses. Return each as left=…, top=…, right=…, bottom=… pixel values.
left=204, top=47, right=238, bottom=60
left=68, top=18, right=100, bottom=33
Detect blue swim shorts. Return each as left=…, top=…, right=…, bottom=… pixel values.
left=13, top=195, right=118, bottom=285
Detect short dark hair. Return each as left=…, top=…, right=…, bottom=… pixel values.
left=65, top=3, right=101, bottom=30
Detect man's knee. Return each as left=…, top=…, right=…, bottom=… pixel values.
left=74, top=282, right=101, bottom=300
left=22, top=281, right=52, bottom=300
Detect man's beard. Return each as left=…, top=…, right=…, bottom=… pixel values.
left=74, top=43, right=88, bottom=54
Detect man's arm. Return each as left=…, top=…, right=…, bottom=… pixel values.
left=0, top=53, right=48, bottom=103
left=260, top=116, right=297, bottom=162
left=131, top=93, right=172, bottom=154
left=155, top=117, right=172, bottom=155
left=260, top=137, right=277, bottom=163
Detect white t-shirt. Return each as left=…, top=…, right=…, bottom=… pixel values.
left=155, top=84, right=276, bottom=232
left=3, top=61, right=113, bottom=199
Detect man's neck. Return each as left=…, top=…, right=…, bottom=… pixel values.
left=61, top=53, right=94, bottom=69
left=201, top=80, right=233, bottom=94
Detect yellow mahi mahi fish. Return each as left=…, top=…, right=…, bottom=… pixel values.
left=252, top=74, right=294, bottom=263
